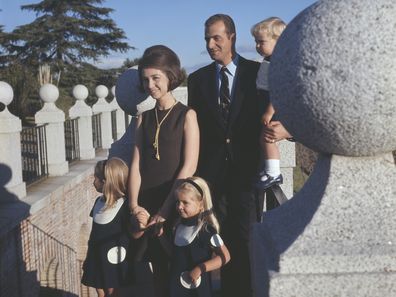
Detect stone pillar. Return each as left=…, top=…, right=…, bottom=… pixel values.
left=35, top=83, right=68, bottom=176
left=0, top=81, right=26, bottom=198
left=109, top=86, right=125, bottom=140
left=69, top=85, right=95, bottom=160
left=251, top=1, right=396, bottom=296
left=278, top=140, right=295, bottom=198
left=92, top=85, right=112, bottom=149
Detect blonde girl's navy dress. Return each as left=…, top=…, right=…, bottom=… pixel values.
left=170, top=216, right=225, bottom=297
left=82, top=196, right=130, bottom=289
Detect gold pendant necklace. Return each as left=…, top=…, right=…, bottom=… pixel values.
left=153, top=101, right=178, bottom=160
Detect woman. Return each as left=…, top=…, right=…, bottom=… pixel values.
left=128, top=45, right=199, bottom=297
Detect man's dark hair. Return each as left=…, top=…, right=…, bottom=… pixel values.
left=205, top=14, right=236, bottom=37
left=138, top=45, right=185, bottom=91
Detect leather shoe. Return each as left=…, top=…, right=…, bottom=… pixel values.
left=256, top=174, right=283, bottom=190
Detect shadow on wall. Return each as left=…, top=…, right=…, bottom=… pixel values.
left=40, top=287, right=78, bottom=297
left=0, top=163, right=80, bottom=296
left=0, top=163, right=36, bottom=296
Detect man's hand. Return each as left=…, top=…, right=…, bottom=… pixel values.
left=261, top=120, right=292, bottom=143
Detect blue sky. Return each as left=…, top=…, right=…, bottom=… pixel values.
left=0, top=0, right=317, bottom=72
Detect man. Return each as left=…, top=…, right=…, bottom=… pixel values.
left=187, top=14, right=261, bottom=297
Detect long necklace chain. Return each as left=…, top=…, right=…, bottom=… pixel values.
left=153, top=101, right=178, bottom=160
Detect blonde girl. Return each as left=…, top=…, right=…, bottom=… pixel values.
left=170, top=177, right=230, bottom=297
left=82, top=158, right=132, bottom=297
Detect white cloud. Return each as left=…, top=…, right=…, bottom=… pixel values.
left=93, top=56, right=127, bottom=69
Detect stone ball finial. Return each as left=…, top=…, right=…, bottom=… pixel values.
left=111, top=86, right=116, bottom=97
left=0, top=81, right=14, bottom=106
left=95, top=85, right=108, bottom=99
left=115, top=67, right=153, bottom=115
left=72, top=84, right=89, bottom=101
left=39, top=83, right=59, bottom=103
left=269, top=0, right=396, bottom=156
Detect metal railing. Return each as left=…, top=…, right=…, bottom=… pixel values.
left=21, top=124, right=48, bottom=186
left=64, top=118, right=80, bottom=163
left=111, top=110, right=117, bottom=141
left=21, top=220, right=79, bottom=296
left=92, top=113, right=102, bottom=149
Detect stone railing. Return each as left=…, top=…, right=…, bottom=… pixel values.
left=0, top=82, right=129, bottom=197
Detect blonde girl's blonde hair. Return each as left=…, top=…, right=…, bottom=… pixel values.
left=251, top=17, right=286, bottom=40
left=175, top=176, right=220, bottom=233
left=102, top=157, right=129, bottom=209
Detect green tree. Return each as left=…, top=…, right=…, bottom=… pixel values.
left=8, top=0, right=132, bottom=70
left=1, top=0, right=134, bottom=119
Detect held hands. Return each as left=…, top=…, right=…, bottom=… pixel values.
left=145, top=213, right=166, bottom=236
left=131, top=206, right=150, bottom=230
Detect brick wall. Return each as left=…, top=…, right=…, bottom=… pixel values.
left=0, top=157, right=101, bottom=297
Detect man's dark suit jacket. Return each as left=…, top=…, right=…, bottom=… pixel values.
left=187, top=56, right=261, bottom=193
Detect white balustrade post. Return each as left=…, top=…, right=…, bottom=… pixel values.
left=35, top=83, right=68, bottom=176
left=92, top=85, right=112, bottom=149
left=0, top=81, right=26, bottom=198
left=110, top=86, right=125, bottom=140
left=69, top=85, right=95, bottom=160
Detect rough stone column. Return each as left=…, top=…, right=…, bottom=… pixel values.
left=277, top=140, right=295, bottom=198
left=250, top=1, right=396, bottom=296
left=0, top=81, right=26, bottom=198
left=35, top=83, right=68, bottom=176
left=109, top=86, right=125, bottom=141
left=69, top=84, right=95, bottom=160
left=92, top=85, right=112, bottom=149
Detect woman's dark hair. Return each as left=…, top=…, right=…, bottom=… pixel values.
left=138, top=45, right=185, bottom=91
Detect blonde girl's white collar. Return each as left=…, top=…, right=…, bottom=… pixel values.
left=93, top=196, right=125, bottom=224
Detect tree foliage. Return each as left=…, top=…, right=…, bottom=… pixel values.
left=0, top=0, right=135, bottom=120
left=8, top=0, right=132, bottom=69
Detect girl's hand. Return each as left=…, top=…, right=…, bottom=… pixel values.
left=146, top=214, right=166, bottom=236
left=189, top=265, right=203, bottom=284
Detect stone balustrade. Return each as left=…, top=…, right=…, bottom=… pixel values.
left=0, top=81, right=26, bottom=199
left=69, top=84, right=95, bottom=160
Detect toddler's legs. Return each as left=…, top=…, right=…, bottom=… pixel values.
left=261, top=142, right=281, bottom=178
left=257, top=128, right=283, bottom=189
